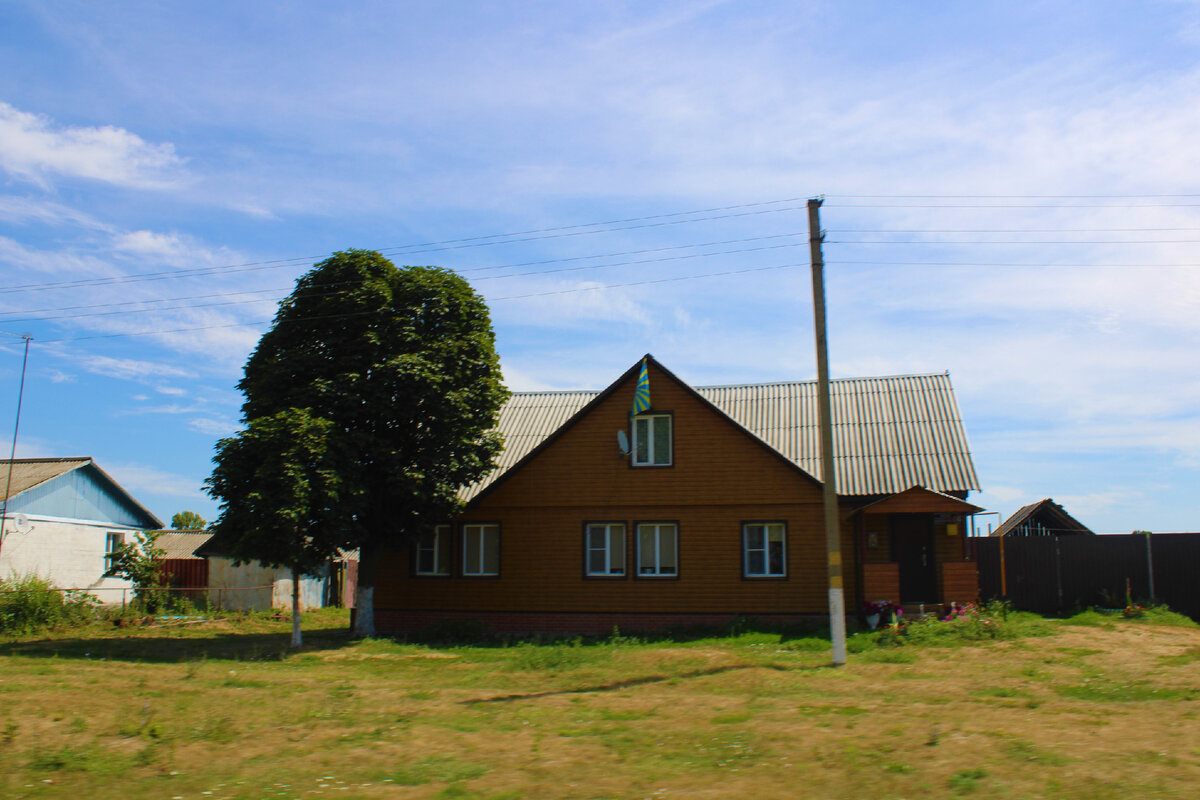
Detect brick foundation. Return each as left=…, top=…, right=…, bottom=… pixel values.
left=375, top=608, right=809, bottom=636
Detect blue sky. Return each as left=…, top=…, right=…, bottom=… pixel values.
left=1, top=1, right=1198, bottom=533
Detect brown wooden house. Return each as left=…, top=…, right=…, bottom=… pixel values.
left=374, top=355, right=983, bottom=634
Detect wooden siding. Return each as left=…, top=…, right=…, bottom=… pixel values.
left=862, top=562, right=900, bottom=605
left=375, top=361, right=859, bottom=623
left=939, top=561, right=979, bottom=606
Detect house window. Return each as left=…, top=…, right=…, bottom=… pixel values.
left=416, top=524, right=452, bottom=576
left=743, top=522, right=787, bottom=577
left=585, top=523, right=626, bottom=576
left=632, top=414, right=672, bottom=466
left=104, top=531, right=125, bottom=573
left=462, top=523, right=500, bottom=576
left=637, top=523, right=678, bottom=576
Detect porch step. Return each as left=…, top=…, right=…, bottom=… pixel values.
left=899, top=603, right=947, bottom=619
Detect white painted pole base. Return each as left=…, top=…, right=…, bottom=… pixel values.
left=829, top=587, right=847, bottom=666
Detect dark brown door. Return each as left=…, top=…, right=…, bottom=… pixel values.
left=890, top=514, right=936, bottom=602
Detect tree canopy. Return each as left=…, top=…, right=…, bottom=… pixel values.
left=208, top=249, right=508, bottom=637
left=170, top=510, right=207, bottom=530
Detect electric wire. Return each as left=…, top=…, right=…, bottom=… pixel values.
left=36, top=261, right=808, bottom=343
left=0, top=204, right=811, bottom=295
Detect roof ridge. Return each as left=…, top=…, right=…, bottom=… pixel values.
left=508, top=372, right=953, bottom=397
left=697, top=372, right=951, bottom=390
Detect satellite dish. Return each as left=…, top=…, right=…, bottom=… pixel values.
left=616, top=429, right=630, bottom=455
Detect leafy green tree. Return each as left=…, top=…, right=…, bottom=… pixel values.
left=212, top=249, right=508, bottom=637
left=104, top=530, right=168, bottom=612
left=206, top=408, right=342, bottom=647
left=170, top=510, right=207, bottom=530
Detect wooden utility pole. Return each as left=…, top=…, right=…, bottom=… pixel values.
left=807, top=198, right=847, bottom=666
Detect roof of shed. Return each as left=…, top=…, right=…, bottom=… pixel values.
left=154, top=531, right=214, bottom=559
left=463, top=361, right=979, bottom=501
left=991, top=498, right=1094, bottom=536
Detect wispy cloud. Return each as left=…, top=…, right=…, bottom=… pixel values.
left=0, top=102, right=187, bottom=189
left=78, top=354, right=194, bottom=381
left=188, top=417, right=238, bottom=437
left=106, top=462, right=205, bottom=500
left=0, top=195, right=112, bottom=230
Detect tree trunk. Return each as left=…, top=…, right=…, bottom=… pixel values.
left=352, top=541, right=380, bottom=638
left=291, top=564, right=302, bottom=648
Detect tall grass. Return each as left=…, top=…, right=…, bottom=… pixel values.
left=0, top=574, right=99, bottom=634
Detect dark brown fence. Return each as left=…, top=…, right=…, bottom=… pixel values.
left=973, top=533, right=1200, bottom=620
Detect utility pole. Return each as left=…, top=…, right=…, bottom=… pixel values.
left=0, top=331, right=32, bottom=559
left=807, top=198, right=847, bottom=666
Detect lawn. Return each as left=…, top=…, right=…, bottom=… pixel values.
left=0, top=608, right=1197, bottom=799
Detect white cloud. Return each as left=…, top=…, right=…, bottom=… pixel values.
left=79, top=355, right=194, bottom=381
left=154, top=385, right=186, bottom=396
left=0, top=102, right=186, bottom=189
left=0, top=195, right=111, bottom=230
left=46, top=369, right=75, bottom=384
left=106, top=462, right=205, bottom=500
left=188, top=417, right=238, bottom=437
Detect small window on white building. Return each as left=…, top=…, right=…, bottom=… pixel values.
left=105, top=531, right=126, bottom=573
left=462, top=523, right=500, bottom=576
left=632, top=414, right=672, bottom=466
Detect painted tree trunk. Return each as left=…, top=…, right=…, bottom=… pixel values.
left=352, top=541, right=380, bottom=638
left=291, top=564, right=302, bottom=648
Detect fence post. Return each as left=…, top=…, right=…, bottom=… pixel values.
left=1054, top=536, right=1064, bottom=612
left=122, top=587, right=126, bottom=609
left=999, top=534, right=1007, bottom=597
left=1145, top=532, right=1156, bottom=602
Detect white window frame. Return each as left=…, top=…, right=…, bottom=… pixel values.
left=743, top=522, right=787, bottom=578
left=636, top=522, right=678, bottom=577
left=461, top=523, right=500, bottom=576
left=104, top=531, right=125, bottom=573
left=415, top=524, right=452, bottom=576
left=631, top=413, right=672, bottom=466
left=585, top=523, right=626, bottom=577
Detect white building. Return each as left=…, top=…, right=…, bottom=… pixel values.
left=0, top=457, right=163, bottom=602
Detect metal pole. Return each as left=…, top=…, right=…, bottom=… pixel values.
left=808, top=197, right=847, bottom=666
left=0, top=333, right=32, bottom=558
left=1145, top=532, right=1156, bottom=602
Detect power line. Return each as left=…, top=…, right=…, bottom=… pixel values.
left=0, top=237, right=813, bottom=324
left=36, top=261, right=809, bottom=343
left=827, top=238, right=1200, bottom=244
left=825, top=193, right=1200, bottom=199
left=0, top=203, right=811, bottom=296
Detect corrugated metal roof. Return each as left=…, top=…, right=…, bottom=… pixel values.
left=991, top=498, right=1093, bottom=537
left=0, top=457, right=91, bottom=501
left=154, top=531, right=214, bottom=559
left=1, top=457, right=164, bottom=529
left=462, top=371, right=979, bottom=501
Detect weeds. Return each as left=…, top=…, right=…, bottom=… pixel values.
left=0, top=574, right=99, bottom=634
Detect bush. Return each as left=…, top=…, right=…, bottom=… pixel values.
left=0, top=574, right=98, bottom=634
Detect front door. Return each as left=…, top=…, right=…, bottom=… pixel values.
left=890, top=514, right=936, bottom=603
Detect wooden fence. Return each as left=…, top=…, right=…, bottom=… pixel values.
left=972, top=533, right=1200, bottom=620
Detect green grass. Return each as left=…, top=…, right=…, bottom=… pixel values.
left=0, top=607, right=1198, bottom=799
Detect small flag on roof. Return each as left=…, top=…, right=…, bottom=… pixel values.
left=630, top=358, right=651, bottom=416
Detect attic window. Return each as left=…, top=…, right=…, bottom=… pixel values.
left=631, top=414, right=672, bottom=466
